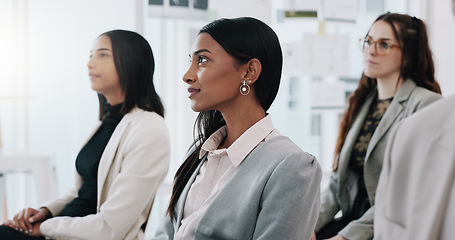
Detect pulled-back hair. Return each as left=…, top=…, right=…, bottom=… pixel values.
left=167, top=17, right=283, bottom=219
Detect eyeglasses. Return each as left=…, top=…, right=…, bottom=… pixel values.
left=358, top=37, right=400, bottom=55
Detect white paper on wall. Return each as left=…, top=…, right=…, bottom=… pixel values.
left=302, top=33, right=350, bottom=76
left=323, top=0, right=358, bottom=22
left=282, top=42, right=304, bottom=74
left=284, top=0, right=318, bottom=11
left=148, top=0, right=208, bottom=20
left=213, top=0, right=272, bottom=25
left=311, top=81, right=346, bottom=108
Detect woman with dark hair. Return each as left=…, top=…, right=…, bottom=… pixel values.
left=313, top=13, right=442, bottom=240
left=0, top=30, right=170, bottom=239
left=153, top=17, right=321, bottom=240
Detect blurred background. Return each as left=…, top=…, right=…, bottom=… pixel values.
left=0, top=0, right=454, bottom=237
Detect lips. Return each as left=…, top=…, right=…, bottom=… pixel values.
left=89, top=73, right=100, bottom=80
left=366, top=59, right=378, bottom=65
left=187, top=87, right=200, bottom=97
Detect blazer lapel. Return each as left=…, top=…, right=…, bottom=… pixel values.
left=96, top=108, right=136, bottom=208
left=336, top=94, right=375, bottom=213
left=365, top=79, right=416, bottom=161
left=338, top=94, right=376, bottom=176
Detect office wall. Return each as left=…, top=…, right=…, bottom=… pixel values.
left=0, top=0, right=139, bottom=214
left=429, top=0, right=455, bottom=96
left=25, top=0, right=138, bottom=196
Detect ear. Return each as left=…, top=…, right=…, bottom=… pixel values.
left=243, top=58, right=262, bottom=84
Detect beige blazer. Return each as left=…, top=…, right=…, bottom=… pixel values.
left=375, top=94, right=455, bottom=240
left=316, top=79, right=441, bottom=239
left=40, top=108, right=170, bottom=240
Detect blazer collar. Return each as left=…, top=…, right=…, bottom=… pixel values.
left=339, top=79, right=417, bottom=174
left=338, top=94, right=374, bottom=175
left=365, top=79, right=416, bottom=160
left=391, top=78, right=417, bottom=103
left=96, top=107, right=141, bottom=209
left=172, top=136, right=289, bottom=231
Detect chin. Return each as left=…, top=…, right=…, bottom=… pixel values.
left=191, top=104, right=214, bottom=113
left=190, top=99, right=209, bottom=112
left=363, top=71, right=377, bottom=79
left=91, top=87, right=105, bottom=96
left=190, top=104, right=202, bottom=113
left=91, top=89, right=103, bottom=95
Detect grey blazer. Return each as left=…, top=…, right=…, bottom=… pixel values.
left=316, top=79, right=441, bottom=240
left=375, top=94, right=455, bottom=240
left=153, top=136, right=322, bottom=240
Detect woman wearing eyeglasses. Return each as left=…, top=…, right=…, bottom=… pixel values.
left=312, top=13, right=442, bottom=240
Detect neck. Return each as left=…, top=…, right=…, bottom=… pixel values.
left=377, top=75, right=403, bottom=99
left=104, top=91, right=125, bottom=106
left=219, top=97, right=265, bottom=148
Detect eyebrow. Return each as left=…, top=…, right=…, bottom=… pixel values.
left=90, top=48, right=111, bottom=53
left=192, top=48, right=211, bottom=56
left=366, top=35, right=393, bottom=41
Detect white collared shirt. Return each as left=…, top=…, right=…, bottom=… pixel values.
left=174, top=115, right=280, bottom=240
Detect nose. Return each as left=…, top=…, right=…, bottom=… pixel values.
left=366, top=43, right=377, bottom=55
left=182, top=65, right=196, bottom=84
left=87, top=56, right=94, bottom=69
